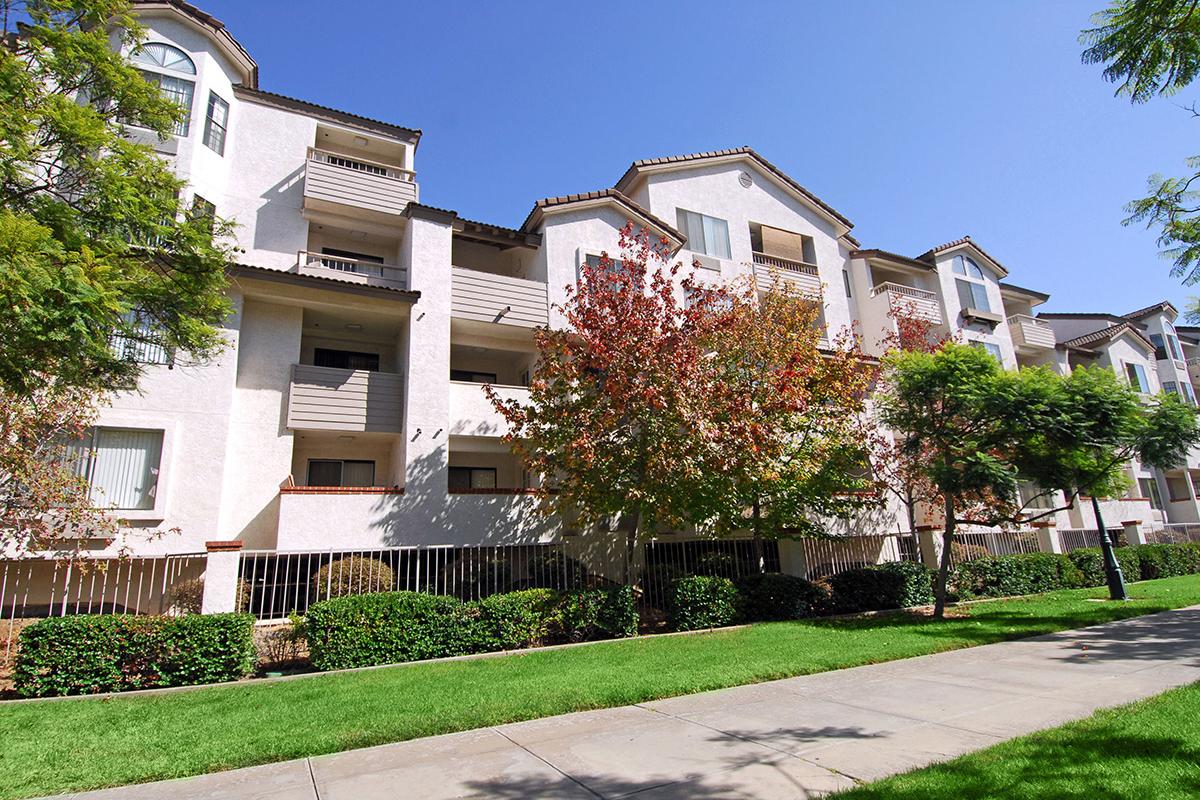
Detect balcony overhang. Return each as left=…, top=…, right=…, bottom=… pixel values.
left=230, top=263, right=420, bottom=303
left=962, top=307, right=1003, bottom=327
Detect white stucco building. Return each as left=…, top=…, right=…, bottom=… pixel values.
left=33, top=1, right=1200, bottom=611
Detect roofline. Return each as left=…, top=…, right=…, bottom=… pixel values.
left=917, top=236, right=1010, bottom=278
left=998, top=281, right=1050, bottom=303
left=849, top=248, right=934, bottom=272
left=128, top=0, right=258, bottom=89
left=230, top=263, right=420, bottom=301
left=1061, top=321, right=1155, bottom=352
left=613, top=147, right=853, bottom=235
left=520, top=190, right=686, bottom=248
left=1038, top=312, right=1133, bottom=324
left=403, top=203, right=542, bottom=248
left=1124, top=300, right=1179, bottom=320
left=233, top=86, right=421, bottom=144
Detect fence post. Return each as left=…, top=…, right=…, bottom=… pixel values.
left=1033, top=520, right=1061, bottom=554
left=777, top=540, right=808, bottom=578
left=916, top=526, right=942, bottom=570
left=1121, top=520, right=1146, bottom=546
left=201, top=540, right=244, bottom=614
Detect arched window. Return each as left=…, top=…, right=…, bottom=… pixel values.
left=130, top=42, right=196, bottom=74
left=129, top=43, right=196, bottom=136
left=952, top=255, right=990, bottom=312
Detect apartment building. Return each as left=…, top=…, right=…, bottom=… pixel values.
left=52, top=2, right=1200, bottom=580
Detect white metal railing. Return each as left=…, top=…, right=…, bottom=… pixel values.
left=871, top=282, right=937, bottom=302
left=1056, top=528, right=1104, bottom=552
left=306, top=147, right=415, bottom=182
left=752, top=251, right=819, bottom=277
left=296, top=251, right=407, bottom=289
left=800, top=533, right=919, bottom=580
left=1, top=554, right=207, bottom=658
left=947, top=529, right=1041, bottom=565
left=1144, top=523, right=1200, bottom=544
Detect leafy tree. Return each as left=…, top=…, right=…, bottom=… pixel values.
left=488, top=224, right=721, bottom=581
left=0, top=0, right=234, bottom=397
left=692, top=275, right=879, bottom=570
left=1081, top=0, right=1200, bottom=297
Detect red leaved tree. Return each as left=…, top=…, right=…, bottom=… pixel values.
left=488, top=223, right=729, bottom=580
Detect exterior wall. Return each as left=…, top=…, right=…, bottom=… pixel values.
left=929, top=247, right=1016, bottom=369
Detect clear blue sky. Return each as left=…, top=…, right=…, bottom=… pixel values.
left=202, top=0, right=1198, bottom=314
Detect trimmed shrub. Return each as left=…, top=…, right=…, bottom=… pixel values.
left=1070, top=546, right=1143, bottom=586
left=951, top=552, right=1084, bottom=600
left=558, top=586, right=637, bottom=641
left=305, top=591, right=472, bottom=670
left=735, top=573, right=829, bottom=621
left=520, top=551, right=588, bottom=590
left=667, top=575, right=740, bottom=631
left=827, top=567, right=909, bottom=613
left=874, top=560, right=936, bottom=607
left=473, top=589, right=560, bottom=650
left=168, top=576, right=253, bottom=614
left=311, top=556, right=396, bottom=599
left=949, top=541, right=991, bottom=564
left=14, top=613, right=255, bottom=698
left=1131, top=543, right=1200, bottom=580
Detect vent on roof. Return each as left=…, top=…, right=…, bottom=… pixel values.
left=739, top=171, right=753, bottom=188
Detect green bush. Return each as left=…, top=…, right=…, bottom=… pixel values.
left=558, top=586, right=637, bottom=641
left=472, top=589, right=560, bottom=650
left=873, top=560, right=936, bottom=607
left=14, top=613, right=255, bottom=698
left=734, top=573, right=829, bottom=621
left=521, top=551, right=588, bottom=590
left=951, top=552, right=1084, bottom=600
left=311, top=556, right=396, bottom=599
left=827, top=566, right=909, bottom=613
left=667, top=575, right=740, bottom=631
left=1131, top=543, right=1200, bottom=580
left=305, top=591, right=472, bottom=671
left=1069, top=546, right=1147, bottom=585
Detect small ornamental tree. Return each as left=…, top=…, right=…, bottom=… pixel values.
left=692, top=276, right=879, bottom=568
left=1, top=1, right=235, bottom=398
left=488, top=223, right=726, bottom=581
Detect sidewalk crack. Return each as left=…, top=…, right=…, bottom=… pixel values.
left=492, top=727, right=604, bottom=798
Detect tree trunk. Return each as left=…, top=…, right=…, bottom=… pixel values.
left=622, top=509, right=642, bottom=586
left=905, top=488, right=922, bottom=563
left=1091, top=494, right=1128, bottom=601
left=751, top=499, right=766, bottom=574
left=932, top=495, right=955, bottom=619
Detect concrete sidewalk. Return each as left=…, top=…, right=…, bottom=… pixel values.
left=54, top=606, right=1200, bottom=799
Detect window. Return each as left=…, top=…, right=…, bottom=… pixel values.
left=68, top=428, right=163, bottom=511
left=1138, top=477, right=1164, bottom=510
left=952, top=255, right=991, bottom=313
left=1165, top=380, right=1178, bottom=397
left=451, top=369, right=497, bottom=383
left=313, top=348, right=380, bottom=371
left=202, top=92, right=229, bottom=155
left=1150, top=334, right=1169, bottom=361
left=1166, top=474, right=1194, bottom=502
left=109, top=309, right=170, bottom=365
left=307, top=459, right=375, bottom=487
left=1184, top=382, right=1198, bottom=406
left=130, top=42, right=196, bottom=74
left=190, top=195, right=216, bottom=232
left=1017, top=481, right=1055, bottom=510
left=1166, top=323, right=1186, bottom=360
left=127, top=44, right=196, bottom=137
left=449, top=466, right=497, bottom=490
left=952, top=255, right=984, bottom=279
left=1125, top=362, right=1151, bottom=393
left=676, top=208, right=731, bottom=259
left=842, top=270, right=853, bottom=298
left=137, top=72, right=195, bottom=136
left=971, top=340, right=1003, bottom=362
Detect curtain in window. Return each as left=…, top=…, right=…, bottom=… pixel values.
left=307, top=460, right=342, bottom=486
left=676, top=209, right=731, bottom=259
left=341, top=461, right=375, bottom=487
left=89, top=429, right=163, bottom=510
left=956, top=279, right=990, bottom=312
left=702, top=214, right=731, bottom=259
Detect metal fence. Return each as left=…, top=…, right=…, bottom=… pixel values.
left=1, top=554, right=207, bottom=658
left=1057, top=528, right=1104, bottom=552
left=946, top=529, right=1041, bottom=565
left=1144, top=523, right=1200, bottom=544
left=799, top=533, right=918, bottom=580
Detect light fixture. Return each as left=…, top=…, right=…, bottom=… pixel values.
left=345, top=323, right=363, bottom=331
left=353, top=136, right=369, bottom=147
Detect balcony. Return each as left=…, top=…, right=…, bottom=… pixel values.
left=869, top=282, right=942, bottom=323
left=752, top=252, right=822, bottom=297
left=1188, top=357, right=1200, bottom=387
left=303, top=147, right=417, bottom=218
left=1007, top=314, right=1056, bottom=350
left=286, top=364, right=404, bottom=433
left=449, top=381, right=529, bottom=437
left=451, top=267, right=549, bottom=328
left=295, top=251, right=407, bottom=290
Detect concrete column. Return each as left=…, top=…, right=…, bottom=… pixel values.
left=400, top=207, right=456, bottom=539
left=778, top=539, right=809, bottom=579
left=201, top=540, right=243, bottom=614
left=1122, top=519, right=1147, bottom=546
left=916, top=526, right=942, bottom=569
left=1034, top=521, right=1062, bottom=554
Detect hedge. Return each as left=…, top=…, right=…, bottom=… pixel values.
left=14, top=613, right=255, bottom=698
left=735, top=573, right=829, bottom=621
left=667, top=575, right=740, bottom=631
left=1132, top=542, right=1200, bottom=580
left=827, top=561, right=935, bottom=613
left=951, top=552, right=1085, bottom=600
left=306, top=586, right=637, bottom=671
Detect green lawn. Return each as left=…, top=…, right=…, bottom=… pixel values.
left=833, top=680, right=1200, bottom=799
left=1, top=576, right=1198, bottom=800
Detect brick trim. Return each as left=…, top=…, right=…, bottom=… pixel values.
left=914, top=524, right=939, bottom=532
left=448, top=488, right=543, bottom=495
left=1031, top=520, right=1057, bottom=528
left=280, top=486, right=405, bottom=495
left=205, top=540, right=243, bottom=552
left=1121, top=519, right=1143, bottom=526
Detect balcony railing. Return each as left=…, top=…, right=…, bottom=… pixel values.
left=303, top=147, right=417, bottom=217
left=295, top=251, right=408, bottom=290
left=1006, top=314, right=1056, bottom=350
left=752, top=251, right=822, bottom=296
left=870, top=282, right=941, bottom=324
left=449, top=381, right=529, bottom=437
left=286, top=364, right=404, bottom=433
left=451, top=267, right=549, bottom=328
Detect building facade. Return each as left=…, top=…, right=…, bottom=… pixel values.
left=56, top=3, right=1200, bottom=583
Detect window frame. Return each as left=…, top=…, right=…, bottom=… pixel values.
left=202, top=91, right=230, bottom=155
left=676, top=208, right=732, bottom=260
left=450, top=369, right=498, bottom=384
left=312, top=348, right=381, bottom=372
left=448, top=466, right=498, bottom=491
left=69, top=424, right=171, bottom=519
left=1124, top=361, right=1151, bottom=393
left=1138, top=477, right=1164, bottom=510
left=306, top=459, right=376, bottom=488
left=970, top=340, right=1003, bottom=362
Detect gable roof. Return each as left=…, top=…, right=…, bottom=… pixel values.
left=1124, top=300, right=1179, bottom=321
left=612, top=147, right=853, bottom=234
left=520, top=189, right=685, bottom=247
left=849, top=248, right=935, bottom=272
left=233, top=87, right=421, bottom=143
left=998, top=281, right=1050, bottom=303
left=129, top=0, right=258, bottom=88
left=1061, top=321, right=1155, bottom=353
left=916, top=235, right=1010, bottom=277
